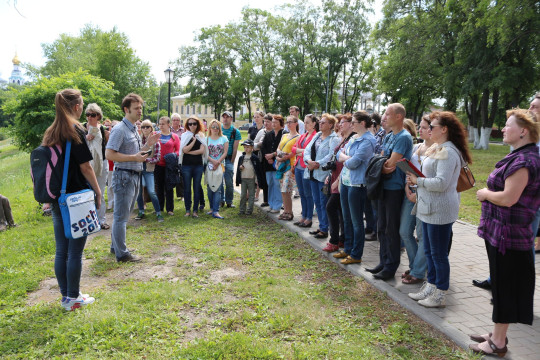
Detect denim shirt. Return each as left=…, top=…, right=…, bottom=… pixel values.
left=303, top=131, right=339, bottom=182
left=337, top=131, right=376, bottom=186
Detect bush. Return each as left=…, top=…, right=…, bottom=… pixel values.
left=3, top=70, right=120, bottom=152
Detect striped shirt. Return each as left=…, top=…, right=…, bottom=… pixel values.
left=478, top=144, right=540, bottom=254
left=106, top=118, right=142, bottom=171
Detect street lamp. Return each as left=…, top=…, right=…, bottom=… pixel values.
left=164, top=67, right=175, bottom=118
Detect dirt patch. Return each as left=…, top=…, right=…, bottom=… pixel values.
left=122, top=246, right=198, bottom=282
left=26, top=244, right=200, bottom=306
left=209, top=268, right=246, bottom=284
left=26, top=259, right=107, bottom=306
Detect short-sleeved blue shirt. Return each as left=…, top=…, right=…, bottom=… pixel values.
left=106, top=118, right=142, bottom=171
left=222, top=126, right=242, bottom=156
left=382, top=129, right=413, bottom=190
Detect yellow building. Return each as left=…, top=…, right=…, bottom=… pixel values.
left=171, top=93, right=263, bottom=122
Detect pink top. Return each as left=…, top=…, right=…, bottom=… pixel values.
left=157, top=133, right=180, bottom=167
left=292, top=130, right=317, bottom=168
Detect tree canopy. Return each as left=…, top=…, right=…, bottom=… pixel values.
left=30, top=24, right=157, bottom=106
left=175, top=0, right=375, bottom=118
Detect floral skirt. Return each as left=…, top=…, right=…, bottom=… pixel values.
left=279, top=170, right=296, bottom=193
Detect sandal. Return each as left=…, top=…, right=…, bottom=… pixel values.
left=402, top=275, right=423, bottom=284
left=278, top=212, right=288, bottom=220
left=283, top=213, right=294, bottom=221
left=470, top=333, right=508, bottom=345
left=469, top=337, right=507, bottom=357
left=401, top=270, right=410, bottom=279
left=192, top=212, right=199, bottom=218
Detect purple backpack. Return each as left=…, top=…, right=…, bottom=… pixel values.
left=30, top=144, right=65, bottom=203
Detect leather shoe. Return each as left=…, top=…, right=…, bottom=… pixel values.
left=365, top=265, right=383, bottom=274
left=260, top=202, right=269, bottom=207
left=117, top=253, right=142, bottom=263
left=314, top=231, right=328, bottom=239
left=309, top=229, right=322, bottom=235
left=472, top=279, right=491, bottom=290
left=373, top=271, right=394, bottom=281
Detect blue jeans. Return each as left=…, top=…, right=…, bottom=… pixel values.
left=266, top=171, right=282, bottom=211
left=341, top=184, right=367, bottom=260
left=208, top=184, right=223, bottom=214
left=294, top=166, right=313, bottom=221
left=423, top=221, right=453, bottom=290
left=310, top=179, right=329, bottom=232
left=399, top=195, right=426, bottom=279
left=52, top=202, right=87, bottom=298
left=137, top=170, right=161, bottom=214
left=111, top=170, right=139, bottom=259
left=182, top=164, right=204, bottom=213
left=221, top=158, right=235, bottom=205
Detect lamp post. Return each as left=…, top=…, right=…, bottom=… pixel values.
left=164, top=67, right=175, bottom=118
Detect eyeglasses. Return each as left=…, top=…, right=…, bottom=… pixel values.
left=286, top=121, right=296, bottom=124
left=141, top=125, right=152, bottom=129
left=188, top=122, right=198, bottom=126
left=429, top=124, right=442, bottom=130
left=86, top=113, right=98, bottom=118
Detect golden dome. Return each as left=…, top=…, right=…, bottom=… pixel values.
left=12, top=53, right=20, bottom=65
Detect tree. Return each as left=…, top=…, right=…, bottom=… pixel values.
left=3, top=70, right=120, bottom=152
left=35, top=25, right=155, bottom=105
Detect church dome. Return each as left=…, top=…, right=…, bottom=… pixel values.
left=12, top=53, right=21, bottom=65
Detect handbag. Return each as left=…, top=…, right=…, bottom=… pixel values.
left=58, top=141, right=101, bottom=240
left=321, top=174, right=332, bottom=196
left=456, top=163, right=475, bottom=192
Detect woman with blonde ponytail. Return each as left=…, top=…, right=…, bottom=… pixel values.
left=44, top=89, right=101, bottom=311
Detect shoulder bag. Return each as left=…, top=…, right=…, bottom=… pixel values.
left=58, top=141, right=101, bottom=240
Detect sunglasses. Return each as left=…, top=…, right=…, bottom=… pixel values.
left=429, top=124, right=442, bottom=130
left=210, top=126, right=219, bottom=129
left=86, top=113, right=98, bottom=118
left=141, top=125, right=152, bottom=129
left=188, top=122, right=198, bottom=126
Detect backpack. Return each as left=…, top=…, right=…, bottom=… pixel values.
left=30, top=144, right=65, bottom=203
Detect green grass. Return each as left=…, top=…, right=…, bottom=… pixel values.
left=0, top=138, right=484, bottom=359
left=458, top=143, right=510, bottom=225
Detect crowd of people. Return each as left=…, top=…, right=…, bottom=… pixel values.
left=41, top=89, right=540, bottom=358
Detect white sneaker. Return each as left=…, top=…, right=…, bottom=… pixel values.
left=418, top=288, right=446, bottom=308
left=408, top=282, right=435, bottom=301
left=62, top=294, right=95, bottom=311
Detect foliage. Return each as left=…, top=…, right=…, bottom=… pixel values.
left=374, top=0, right=540, bottom=133
left=32, top=24, right=156, bottom=106
left=3, top=70, right=119, bottom=152
left=175, top=0, right=375, bottom=117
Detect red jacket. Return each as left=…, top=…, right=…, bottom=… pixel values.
left=292, top=130, right=317, bottom=168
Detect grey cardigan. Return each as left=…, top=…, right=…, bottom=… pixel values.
left=415, top=141, right=464, bottom=225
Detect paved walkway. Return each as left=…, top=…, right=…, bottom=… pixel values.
left=238, top=185, right=540, bottom=359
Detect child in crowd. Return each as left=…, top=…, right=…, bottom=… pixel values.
left=236, top=139, right=264, bottom=215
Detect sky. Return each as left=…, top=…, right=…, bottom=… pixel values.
left=0, top=0, right=382, bottom=85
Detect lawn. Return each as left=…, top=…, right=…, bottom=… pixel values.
left=0, top=136, right=497, bottom=359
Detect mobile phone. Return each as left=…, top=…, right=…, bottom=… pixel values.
left=141, top=150, right=152, bottom=156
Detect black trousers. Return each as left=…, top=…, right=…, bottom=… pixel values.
left=377, top=189, right=404, bottom=274
left=326, top=193, right=344, bottom=245
left=154, top=165, right=174, bottom=213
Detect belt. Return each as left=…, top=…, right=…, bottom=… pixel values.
left=115, top=168, right=141, bottom=175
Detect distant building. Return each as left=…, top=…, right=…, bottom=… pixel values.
left=171, top=93, right=263, bottom=121
left=8, top=53, right=25, bottom=85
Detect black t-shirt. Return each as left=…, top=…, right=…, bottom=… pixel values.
left=183, top=137, right=203, bottom=166
left=62, top=127, right=93, bottom=194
